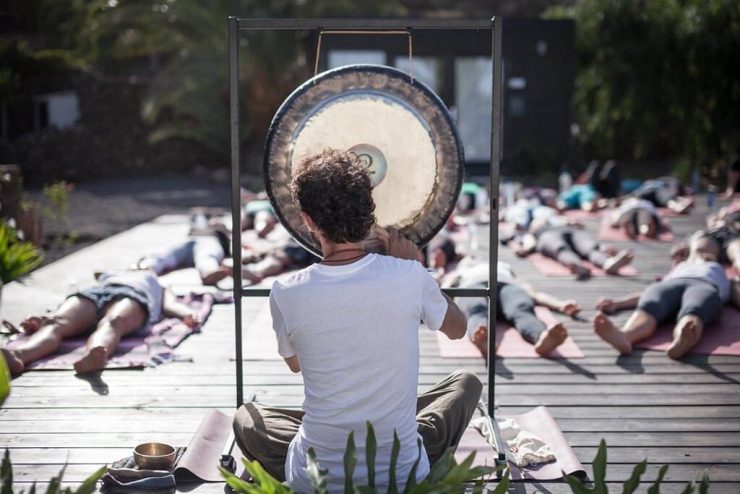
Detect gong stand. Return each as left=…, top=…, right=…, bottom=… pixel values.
left=228, top=17, right=506, bottom=470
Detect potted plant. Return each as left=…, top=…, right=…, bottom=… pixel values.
left=0, top=220, right=43, bottom=308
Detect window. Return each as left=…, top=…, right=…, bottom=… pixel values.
left=393, top=56, right=440, bottom=93
left=327, top=50, right=385, bottom=69
left=455, top=58, right=492, bottom=161
left=33, top=92, right=80, bottom=130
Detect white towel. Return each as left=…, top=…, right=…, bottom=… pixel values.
left=471, top=416, right=556, bottom=467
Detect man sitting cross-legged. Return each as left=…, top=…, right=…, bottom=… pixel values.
left=232, top=149, right=482, bottom=492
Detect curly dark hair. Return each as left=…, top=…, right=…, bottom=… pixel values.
left=291, top=149, right=376, bottom=244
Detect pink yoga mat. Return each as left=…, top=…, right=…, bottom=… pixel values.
left=598, top=216, right=674, bottom=242
left=436, top=307, right=584, bottom=358
left=562, top=209, right=602, bottom=221
left=634, top=306, right=740, bottom=356
left=528, top=252, right=638, bottom=277
left=455, top=406, right=585, bottom=481
left=7, top=293, right=215, bottom=370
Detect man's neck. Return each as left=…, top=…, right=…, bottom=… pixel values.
left=320, top=240, right=365, bottom=258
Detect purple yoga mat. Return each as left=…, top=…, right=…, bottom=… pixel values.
left=455, top=406, right=584, bottom=481
left=634, top=306, right=740, bottom=356
left=7, top=293, right=216, bottom=370
left=436, top=307, right=584, bottom=359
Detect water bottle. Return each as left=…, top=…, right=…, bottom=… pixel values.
left=559, top=171, right=572, bottom=193
left=707, top=184, right=716, bottom=210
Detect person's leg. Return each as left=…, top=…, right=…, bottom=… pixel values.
left=7, top=296, right=98, bottom=371
left=600, top=160, right=621, bottom=199
left=619, top=210, right=639, bottom=239
left=726, top=238, right=740, bottom=273
left=416, top=370, right=482, bottom=466
left=538, top=230, right=590, bottom=278
left=233, top=402, right=304, bottom=480
left=667, top=281, right=723, bottom=359
left=568, top=229, right=606, bottom=265
left=637, top=209, right=659, bottom=238
left=73, top=297, right=147, bottom=374
left=193, top=236, right=230, bottom=285
left=460, top=288, right=489, bottom=357
left=593, top=279, right=682, bottom=353
left=498, top=284, right=566, bottom=355
left=570, top=229, right=634, bottom=273
left=139, top=240, right=196, bottom=275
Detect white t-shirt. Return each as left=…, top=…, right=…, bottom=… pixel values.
left=269, top=253, right=448, bottom=493
left=665, top=260, right=730, bottom=302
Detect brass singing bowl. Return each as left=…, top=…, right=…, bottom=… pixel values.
left=133, top=442, right=176, bottom=470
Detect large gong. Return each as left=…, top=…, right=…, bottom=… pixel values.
left=264, top=64, right=465, bottom=257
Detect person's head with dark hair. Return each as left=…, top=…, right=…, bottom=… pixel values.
left=291, top=149, right=376, bottom=252
left=427, top=233, right=458, bottom=270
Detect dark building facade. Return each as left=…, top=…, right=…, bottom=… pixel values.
left=318, top=18, right=575, bottom=180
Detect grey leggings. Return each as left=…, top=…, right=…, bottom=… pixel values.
left=143, top=236, right=225, bottom=277
left=537, top=227, right=607, bottom=267
left=458, top=282, right=546, bottom=344
left=637, top=277, right=723, bottom=326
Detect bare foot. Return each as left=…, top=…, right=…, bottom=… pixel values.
left=603, top=250, right=634, bottom=274
left=593, top=312, right=632, bottom=354
left=667, top=316, right=702, bottom=359
left=470, top=324, right=488, bottom=358
left=1, top=348, right=24, bottom=376
left=74, top=346, right=107, bottom=374
left=568, top=263, right=591, bottom=280
left=534, top=322, right=567, bottom=356
left=241, top=267, right=264, bottom=285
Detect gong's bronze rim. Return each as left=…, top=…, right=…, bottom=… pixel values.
left=263, top=64, right=465, bottom=257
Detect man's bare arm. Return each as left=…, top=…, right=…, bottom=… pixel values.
left=284, top=355, right=300, bottom=373
left=438, top=293, right=467, bottom=340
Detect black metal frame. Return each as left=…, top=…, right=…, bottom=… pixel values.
left=228, top=16, right=505, bottom=468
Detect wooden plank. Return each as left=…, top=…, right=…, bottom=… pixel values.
left=4, top=417, right=740, bottom=434
left=3, top=431, right=740, bottom=449
left=4, top=393, right=740, bottom=408
left=8, top=463, right=740, bottom=483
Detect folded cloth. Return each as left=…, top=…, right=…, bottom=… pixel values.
left=102, top=447, right=186, bottom=490
left=472, top=416, right=556, bottom=467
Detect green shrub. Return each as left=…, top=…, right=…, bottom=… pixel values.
left=0, top=449, right=106, bottom=494
left=565, top=439, right=711, bottom=494
left=0, top=222, right=43, bottom=284
left=220, top=421, right=507, bottom=494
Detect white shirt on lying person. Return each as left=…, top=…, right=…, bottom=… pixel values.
left=269, top=253, right=448, bottom=493
left=665, top=260, right=730, bottom=303
left=445, top=259, right=515, bottom=288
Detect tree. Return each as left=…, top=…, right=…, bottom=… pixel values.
left=89, top=0, right=408, bottom=173
left=546, top=0, right=740, bottom=174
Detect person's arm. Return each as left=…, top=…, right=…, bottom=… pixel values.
left=521, top=282, right=581, bottom=316
left=438, top=292, right=467, bottom=340
left=284, top=355, right=300, bottom=373
left=595, top=292, right=642, bottom=314
left=270, top=288, right=299, bottom=373
left=163, top=290, right=199, bottom=327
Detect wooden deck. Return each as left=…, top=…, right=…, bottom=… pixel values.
left=3, top=201, right=740, bottom=493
